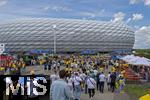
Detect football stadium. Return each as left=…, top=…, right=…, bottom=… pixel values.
left=1, top=1, right=150, bottom=100
left=0, top=18, right=135, bottom=53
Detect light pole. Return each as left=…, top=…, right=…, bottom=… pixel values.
left=52, top=25, right=57, bottom=54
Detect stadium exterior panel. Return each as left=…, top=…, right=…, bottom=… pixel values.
left=0, top=18, right=135, bottom=53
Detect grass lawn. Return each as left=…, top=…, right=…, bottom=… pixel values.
left=124, top=84, right=150, bottom=99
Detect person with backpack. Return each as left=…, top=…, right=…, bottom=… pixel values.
left=73, top=72, right=82, bottom=100
left=86, top=76, right=96, bottom=99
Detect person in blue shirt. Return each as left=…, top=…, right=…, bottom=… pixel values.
left=50, top=69, right=72, bottom=100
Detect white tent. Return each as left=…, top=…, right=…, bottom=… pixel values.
left=120, top=55, right=135, bottom=62
left=120, top=55, right=150, bottom=66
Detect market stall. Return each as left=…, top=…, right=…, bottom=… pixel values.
left=120, top=55, right=150, bottom=82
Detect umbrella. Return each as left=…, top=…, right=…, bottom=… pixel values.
left=139, top=94, right=150, bottom=100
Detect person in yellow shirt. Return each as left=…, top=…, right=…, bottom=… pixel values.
left=111, top=67, right=116, bottom=73
left=9, top=62, right=12, bottom=68
left=39, top=59, right=43, bottom=66
left=123, top=63, right=129, bottom=68
left=0, top=67, right=5, bottom=71
left=81, top=60, right=84, bottom=66
left=118, top=76, right=125, bottom=93
left=69, top=67, right=72, bottom=72
left=99, top=67, right=104, bottom=73
left=92, top=62, right=95, bottom=67
left=66, top=60, right=69, bottom=67
left=65, top=67, right=69, bottom=72
left=12, top=63, right=16, bottom=69
left=21, top=61, right=26, bottom=73
left=115, top=81, right=119, bottom=92
left=121, top=70, right=125, bottom=77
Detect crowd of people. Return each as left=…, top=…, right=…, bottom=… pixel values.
left=1, top=54, right=129, bottom=100
left=48, top=55, right=126, bottom=100
left=131, top=65, right=150, bottom=81
left=0, top=58, right=26, bottom=75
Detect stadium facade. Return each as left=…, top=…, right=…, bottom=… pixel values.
left=0, top=18, right=135, bottom=53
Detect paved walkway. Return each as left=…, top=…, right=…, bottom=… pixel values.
left=23, top=65, right=130, bottom=100
left=114, top=93, right=130, bottom=100
left=81, top=88, right=115, bottom=100
left=80, top=66, right=130, bottom=100
left=80, top=66, right=115, bottom=100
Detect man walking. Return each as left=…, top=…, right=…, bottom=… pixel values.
left=73, top=72, right=82, bottom=100
left=50, top=70, right=59, bottom=84
left=96, top=72, right=100, bottom=90
left=99, top=72, right=105, bottom=93
left=110, top=72, right=116, bottom=92
left=107, top=72, right=111, bottom=91
left=50, top=69, right=72, bottom=100
left=86, top=76, right=96, bottom=99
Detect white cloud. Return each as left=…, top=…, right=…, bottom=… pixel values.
left=78, top=9, right=112, bottom=20
left=134, top=26, right=150, bottom=49
left=80, top=12, right=96, bottom=18
left=134, top=25, right=140, bottom=29
left=144, top=0, right=150, bottom=6
left=129, top=0, right=150, bottom=6
left=43, top=6, right=49, bottom=10
left=0, top=13, right=31, bottom=22
left=52, top=6, right=72, bottom=12
left=112, top=12, right=126, bottom=22
left=129, top=0, right=140, bottom=4
left=0, top=0, right=8, bottom=7
left=126, top=18, right=132, bottom=23
left=43, top=6, right=72, bottom=12
left=126, top=13, right=143, bottom=23
left=137, top=26, right=150, bottom=33
left=132, top=13, right=144, bottom=21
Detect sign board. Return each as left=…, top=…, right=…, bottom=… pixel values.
left=0, top=43, right=5, bottom=54
left=30, top=49, right=52, bottom=54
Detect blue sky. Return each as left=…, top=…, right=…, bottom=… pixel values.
left=0, top=0, right=150, bottom=49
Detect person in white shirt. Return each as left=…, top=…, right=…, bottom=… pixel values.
left=50, top=71, right=59, bottom=84
left=79, top=72, right=86, bottom=81
left=86, top=76, right=96, bottom=99
left=107, top=72, right=111, bottom=91
left=99, top=72, right=106, bottom=93
left=93, top=69, right=98, bottom=76
left=67, top=75, right=74, bottom=99
left=73, top=72, right=82, bottom=100
left=74, top=63, right=78, bottom=68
